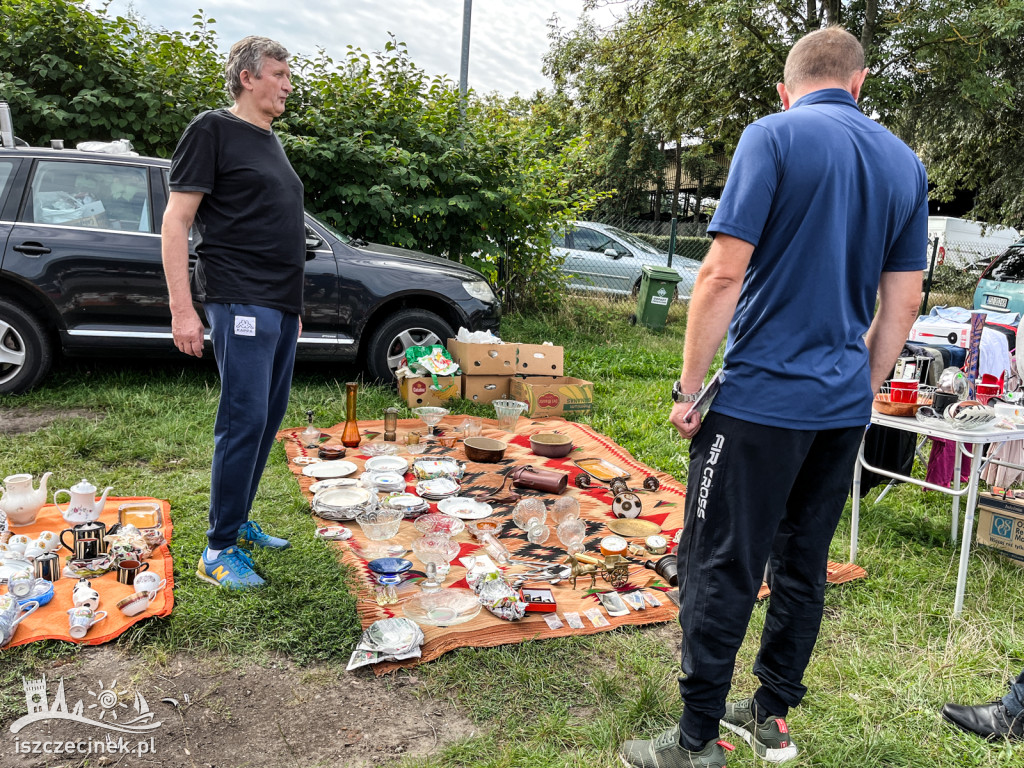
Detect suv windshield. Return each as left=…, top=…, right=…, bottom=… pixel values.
left=981, top=243, right=1024, bottom=283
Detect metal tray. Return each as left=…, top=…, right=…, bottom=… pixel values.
left=574, top=458, right=630, bottom=483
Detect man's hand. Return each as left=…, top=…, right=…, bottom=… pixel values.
left=172, top=306, right=205, bottom=358
left=670, top=402, right=702, bottom=439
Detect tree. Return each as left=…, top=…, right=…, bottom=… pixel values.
left=0, top=1, right=604, bottom=310
left=548, top=0, right=1024, bottom=227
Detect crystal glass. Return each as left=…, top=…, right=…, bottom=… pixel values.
left=551, top=497, right=581, bottom=526
left=301, top=409, right=320, bottom=448
left=492, top=399, right=528, bottom=432
left=556, top=517, right=587, bottom=554
left=412, top=406, right=449, bottom=439
left=512, top=498, right=549, bottom=544
left=383, top=407, right=399, bottom=442
left=411, top=534, right=461, bottom=578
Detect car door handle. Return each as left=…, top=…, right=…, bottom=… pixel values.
left=13, top=242, right=51, bottom=257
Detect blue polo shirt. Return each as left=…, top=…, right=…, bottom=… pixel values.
left=707, top=88, right=928, bottom=429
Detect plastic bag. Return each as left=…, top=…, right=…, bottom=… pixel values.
left=405, top=345, right=460, bottom=388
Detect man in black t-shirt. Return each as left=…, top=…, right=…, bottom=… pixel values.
left=162, top=36, right=304, bottom=590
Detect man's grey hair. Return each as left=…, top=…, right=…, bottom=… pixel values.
left=225, top=36, right=290, bottom=99
left=784, top=26, right=865, bottom=91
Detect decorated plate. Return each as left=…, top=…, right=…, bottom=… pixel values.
left=303, top=460, right=359, bottom=479
left=292, top=456, right=322, bottom=465
left=437, top=496, right=493, bottom=520
left=0, top=557, right=32, bottom=584
left=364, top=455, right=410, bottom=474
left=308, top=477, right=359, bottom=494
left=415, top=477, right=461, bottom=499
left=315, top=525, right=353, bottom=541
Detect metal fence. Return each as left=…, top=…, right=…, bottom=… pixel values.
left=922, top=236, right=1009, bottom=314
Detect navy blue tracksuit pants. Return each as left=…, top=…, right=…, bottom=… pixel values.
left=677, top=411, right=863, bottom=748
left=205, top=303, right=299, bottom=551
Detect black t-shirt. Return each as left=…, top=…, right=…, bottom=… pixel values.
left=169, top=108, right=305, bottom=313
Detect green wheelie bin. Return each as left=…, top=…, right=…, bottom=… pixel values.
left=633, top=264, right=682, bottom=330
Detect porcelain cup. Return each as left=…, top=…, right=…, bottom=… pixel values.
left=8, top=571, right=39, bottom=599
left=35, top=531, right=60, bottom=552
left=116, top=559, right=149, bottom=585
left=132, top=572, right=166, bottom=597
left=7, top=535, right=31, bottom=555
left=66, top=606, right=106, bottom=640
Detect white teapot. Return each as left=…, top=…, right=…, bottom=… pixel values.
left=53, top=479, right=112, bottom=524
left=0, top=473, right=53, bottom=527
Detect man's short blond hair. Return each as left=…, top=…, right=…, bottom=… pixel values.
left=784, top=27, right=865, bottom=91
left=225, top=36, right=290, bottom=99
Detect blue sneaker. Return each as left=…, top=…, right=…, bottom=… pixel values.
left=196, top=546, right=266, bottom=589
left=238, top=521, right=291, bottom=550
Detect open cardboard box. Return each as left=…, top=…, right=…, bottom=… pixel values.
left=510, top=375, right=594, bottom=417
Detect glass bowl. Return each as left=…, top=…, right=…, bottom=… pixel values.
left=403, top=588, right=481, bottom=627
left=354, top=506, right=404, bottom=541
left=413, top=513, right=465, bottom=537
left=410, top=534, right=461, bottom=576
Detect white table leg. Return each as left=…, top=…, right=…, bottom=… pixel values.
left=951, top=441, right=963, bottom=543
left=953, top=446, right=983, bottom=616
left=850, top=435, right=866, bottom=563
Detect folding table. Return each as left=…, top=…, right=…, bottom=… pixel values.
left=851, top=412, right=1024, bottom=616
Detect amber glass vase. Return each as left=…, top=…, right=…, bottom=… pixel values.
left=341, top=382, right=361, bottom=448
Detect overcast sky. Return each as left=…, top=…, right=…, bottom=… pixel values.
left=98, top=1, right=623, bottom=96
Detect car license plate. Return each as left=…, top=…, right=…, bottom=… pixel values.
left=986, top=295, right=1009, bottom=309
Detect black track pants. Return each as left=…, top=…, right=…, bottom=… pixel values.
left=676, top=411, right=863, bottom=747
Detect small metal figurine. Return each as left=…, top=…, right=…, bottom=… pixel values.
left=564, top=552, right=603, bottom=590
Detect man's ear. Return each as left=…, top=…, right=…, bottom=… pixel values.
left=849, top=68, right=869, bottom=102
left=777, top=82, right=790, bottom=111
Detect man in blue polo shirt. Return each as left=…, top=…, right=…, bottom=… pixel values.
left=619, top=27, right=927, bottom=768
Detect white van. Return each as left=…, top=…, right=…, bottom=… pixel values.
left=928, top=216, right=1020, bottom=269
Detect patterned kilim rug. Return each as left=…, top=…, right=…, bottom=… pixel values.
left=278, top=416, right=865, bottom=674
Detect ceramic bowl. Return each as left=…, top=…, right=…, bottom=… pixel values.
left=463, top=436, right=507, bottom=462
left=116, top=592, right=151, bottom=617
left=529, top=432, right=573, bottom=458
left=355, top=506, right=404, bottom=541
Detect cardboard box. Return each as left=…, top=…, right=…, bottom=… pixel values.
left=516, top=343, right=564, bottom=375
left=976, top=492, right=1024, bottom=567
left=461, top=375, right=510, bottom=404
left=446, top=338, right=515, bottom=375
left=398, top=376, right=461, bottom=407
left=510, top=375, right=593, bottom=417
left=908, top=319, right=970, bottom=349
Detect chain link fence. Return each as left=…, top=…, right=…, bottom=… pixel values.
left=922, top=236, right=1010, bottom=313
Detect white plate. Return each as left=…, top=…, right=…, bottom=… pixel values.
left=437, top=497, right=493, bottom=520
left=313, top=486, right=373, bottom=509
left=416, top=477, right=461, bottom=497
left=292, top=456, right=322, bottom=465
left=0, top=557, right=33, bottom=584
left=303, top=460, right=359, bottom=479
left=309, top=478, right=359, bottom=494
left=365, top=455, right=409, bottom=474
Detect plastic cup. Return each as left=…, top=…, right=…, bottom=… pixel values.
left=889, top=379, right=919, bottom=404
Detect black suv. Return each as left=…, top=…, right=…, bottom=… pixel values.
left=0, top=124, right=501, bottom=394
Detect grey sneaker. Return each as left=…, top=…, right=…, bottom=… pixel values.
left=720, top=698, right=798, bottom=763
left=619, top=725, right=731, bottom=768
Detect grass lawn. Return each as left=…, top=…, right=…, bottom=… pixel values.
left=1, top=298, right=1023, bottom=767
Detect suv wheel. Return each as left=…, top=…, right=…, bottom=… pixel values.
left=0, top=299, right=53, bottom=395
left=366, top=309, right=455, bottom=382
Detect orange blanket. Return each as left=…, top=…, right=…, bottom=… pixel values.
left=4, top=497, right=174, bottom=648
left=279, top=417, right=864, bottom=674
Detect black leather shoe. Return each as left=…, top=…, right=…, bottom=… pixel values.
left=941, top=701, right=1024, bottom=741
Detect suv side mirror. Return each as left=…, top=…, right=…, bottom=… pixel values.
left=305, top=233, right=324, bottom=259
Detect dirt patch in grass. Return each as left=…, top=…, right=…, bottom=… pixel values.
left=0, top=407, right=105, bottom=435
left=4, top=647, right=477, bottom=767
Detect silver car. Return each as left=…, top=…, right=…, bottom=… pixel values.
left=552, top=221, right=701, bottom=299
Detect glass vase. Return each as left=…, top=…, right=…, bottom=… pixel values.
left=341, top=382, right=361, bottom=448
